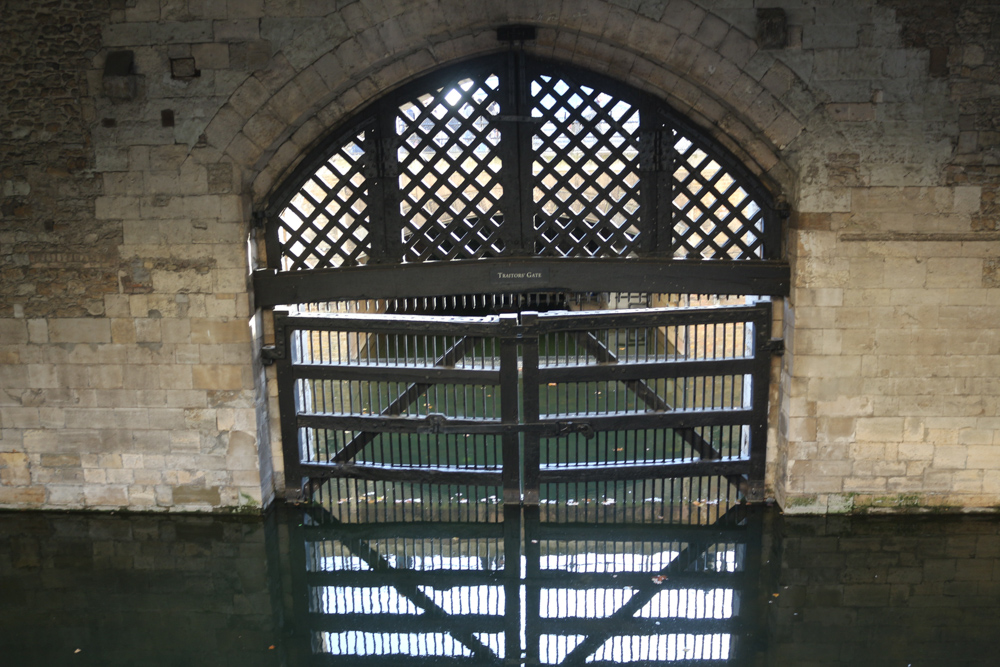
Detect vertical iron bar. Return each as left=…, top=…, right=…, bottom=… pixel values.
left=521, top=311, right=541, bottom=505
left=747, top=303, right=772, bottom=502
left=499, top=315, right=522, bottom=506
left=503, top=504, right=522, bottom=664
left=523, top=505, right=542, bottom=666
left=274, top=311, right=305, bottom=500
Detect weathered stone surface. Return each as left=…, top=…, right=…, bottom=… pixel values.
left=2, top=0, right=1000, bottom=514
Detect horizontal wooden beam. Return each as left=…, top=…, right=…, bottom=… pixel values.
left=293, top=364, right=501, bottom=385
left=538, top=459, right=750, bottom=482
left=254, top=258, right=790, bottom=306
left=536, top=357, right=755, bottom=383
left=300, top=462, right=504, bottom=485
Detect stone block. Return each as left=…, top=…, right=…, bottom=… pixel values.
left=0, top=485, right=46, bottom=505
left=122, top=365, right=161, bottom=391
left=794, top=355, right=861, bottom=378
left=151, top=269, right=214, bottom=294
left=214, top=19, right=260, bottom=42
left=0, top=320, right=28, bottom=345
left=879, top=258, right=928, bottom=289
left=49, top=319, right=112, bottom=344
left=229, top=40, right=272, bottom=71
left=84, top=485, right=129, bottom=507
left=925, top=258, right=985, bottom=289
left=0, top=452, right=31, bottom=486
left=855, top=417, right=904, bottom=442
left=147, top=408, right=186, bottom=430
left=933, top=446, right=968, bottom=469
left=190, top=318, right=251, bottom=344
left=89, top=365, right=125, bottom=390
left=192, top=365, right=244, bottom=390
left=47, top=485, right=85, bottom=506
left=109, top=320, right=137, bottom=345
left=24, top=319, right=48, bottom=344
left=214, top=269, right=248, bottom=293
left=192, top=42, right=231, bottom=69
left=134, top=318, right=162, bottom=343
left=228, top=0, right=263, bottom=18
left=172, top=485, right=222, bottom=506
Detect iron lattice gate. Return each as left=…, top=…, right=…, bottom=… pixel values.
left=270, top=303, right=773, bottom=504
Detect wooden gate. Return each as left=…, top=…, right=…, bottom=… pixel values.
left=267, top=301, right=775, bottom=505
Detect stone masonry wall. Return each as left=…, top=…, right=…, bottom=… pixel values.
left=1, top=0, right=999, bottom=511
left=765, top=0, right=1000, bottom=512
left=1, top=0, right=264, bottom=511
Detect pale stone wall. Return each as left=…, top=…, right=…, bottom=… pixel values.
left=1, top=0, right=998, bottom=512
left=771, top=1, right=1000, bottom=512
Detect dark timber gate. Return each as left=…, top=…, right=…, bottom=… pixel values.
left=255, top=47, right=791, bottom=506
left=270, top=301, right=773, bottom=505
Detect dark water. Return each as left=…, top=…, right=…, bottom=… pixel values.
left=1, top=504, right=998, bottom=666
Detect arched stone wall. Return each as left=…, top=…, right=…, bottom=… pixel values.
left=195, top=0, right=814, bottom=206
left=208, top=1, right=814, bottom=501
left=4, top=0, right=999, bottom=513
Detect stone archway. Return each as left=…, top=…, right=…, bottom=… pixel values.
left=199, top=2, right=818, bottom=502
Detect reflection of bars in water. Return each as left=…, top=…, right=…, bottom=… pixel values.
left=292, top=506, right=753, bottom=665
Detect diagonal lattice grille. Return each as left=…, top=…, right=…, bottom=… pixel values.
left=269, top=56, right=777, bottom=271
left=396, top=74, right=507, bottom=262
left=277, top=133, right=370, bottom=270
left=671, top=137, right=764, bottom=260
left=530, top=74, right=642, bottom=258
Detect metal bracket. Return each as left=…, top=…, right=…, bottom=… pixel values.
left=557, top=421, right=596, bottom=439
left=261, top=345, right=282, bottom=365
left=424, top=413, right=449, bottom=434
left=497, top=25, right=537, bottom=42
left=251, top=208, right=268, bottom=230
left=762, top=338, right=785, bottom=356
left=262, top=311, right=288, bottom=364
left=774, top=199, right=791, bottom=220
left=744, top=479, right=765, bottom=503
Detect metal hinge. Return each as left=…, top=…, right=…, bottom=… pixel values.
left=262, top=312, right=288, bottom=364
left=744, top=479, right=765, bottom=503
left=251, top=208, right=267, bottom=230
left=417, top=413, right=597, bottom=439
left=774, top=198, right=791, bottom=220
left=762, top=338, right=785, bottom=356
left=261, top=345, right=283, bottom=365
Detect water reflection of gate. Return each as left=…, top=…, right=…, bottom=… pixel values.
left=282, top=506, right=764, bottom=665
left=270, top=301, right=775, bottom=506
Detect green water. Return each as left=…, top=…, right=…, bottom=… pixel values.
left=2, top=505, right=999, bottom=666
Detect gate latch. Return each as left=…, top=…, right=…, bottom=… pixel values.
left=424, top=413, right=449, bottom=434
left=556, top=421, right=596, bottom=439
